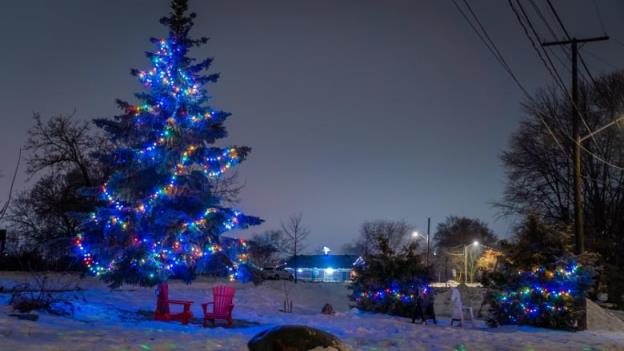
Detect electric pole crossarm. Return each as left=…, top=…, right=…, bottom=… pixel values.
left=542, top=35, right=609, bottom=47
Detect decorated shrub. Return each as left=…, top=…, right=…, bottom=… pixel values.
left=351, top=236, right=430, bottom=317
left=483, top=215, right=597, bottom=330
left=486, top=257, right=594, bottom=330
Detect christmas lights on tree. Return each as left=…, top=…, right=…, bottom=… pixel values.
left=489, top=259, right=593, bottom=330
left=75, top=0, right=261, bottom=287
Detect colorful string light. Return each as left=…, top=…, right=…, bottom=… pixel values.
left=494, top=260, right=591, bottom=328
left=75, top=19, right=261, bottom=284
left=355, top=286, right=431, bottom=305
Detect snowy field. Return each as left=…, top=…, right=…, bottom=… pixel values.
left=1, top=273, right=623, bottom=351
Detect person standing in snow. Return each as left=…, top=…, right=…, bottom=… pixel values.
left=450, top=287, right=463, bottom=326
left=411, top=287, right=436, bottom=324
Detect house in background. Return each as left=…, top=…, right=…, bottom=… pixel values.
left=285, top=254, right=359, bottom=282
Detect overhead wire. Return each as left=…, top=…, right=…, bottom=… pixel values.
left=451, top=0, right=566, bottom=153
left=515, top=0, right=600, bottom=148
left=583, top=48, right=619, bottom=71
left=510, top=0, right=624, bottom=170
left=591, top=0, right=607, bottom=35
left=589, top=1, right=624, bottom=53
left=527, top=0, right=572, bottom=75
left=540, top=1, right=624, bottom=170
left=451, top=0, right=624, bottom=171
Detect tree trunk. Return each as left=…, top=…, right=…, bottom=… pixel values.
left=294, top=241, right=298, bottom=284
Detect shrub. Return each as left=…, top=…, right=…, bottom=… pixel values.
left=484, top=258, right=595, bottom=330
left=350, top=236, right=429, bottom=317
left=0, top=251, right=81, bottom=272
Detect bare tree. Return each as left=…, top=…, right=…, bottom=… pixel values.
left=281, top=214, right=310, bottom=283
left=248, top=230, right=288, bottom=268
left=8, top=113, right=109, bottom=258
left=210, top=170, right=244, bottom=206
left=499, top=71, right=624, bottom=267
left=341, top=220, right=412, bottom=257
left=432, top=216, right=498, bottom=283
left=24, top=113, right=106, bottom=186
left=434, top=216, right=498, bottom=248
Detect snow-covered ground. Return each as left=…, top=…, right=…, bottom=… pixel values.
left=1, top=273, right=623, bottom=351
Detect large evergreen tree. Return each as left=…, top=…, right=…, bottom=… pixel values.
left=75, top=0, right=261, bottom=287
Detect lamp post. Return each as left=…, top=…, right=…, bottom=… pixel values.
left=412, top=229, right=431, bottom=266
left=464, top=240, right=479, bottom=284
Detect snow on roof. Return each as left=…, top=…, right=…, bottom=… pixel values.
left=285, top=254, right=359, bottom=269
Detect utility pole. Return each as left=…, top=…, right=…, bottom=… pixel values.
left=464, top=245, right=468, bottom=285
left=542, top=35, right=608, bottom=255
left=0, top=229, right=6, bottom=255
left=426, top=217, right=431, bottom=266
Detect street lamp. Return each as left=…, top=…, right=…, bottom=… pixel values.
left=412, top=230, right=431, bottom=265
left=464, top=241, right=480, bottom=284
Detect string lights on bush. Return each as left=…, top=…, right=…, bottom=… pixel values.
left=491, top=260, right=593, bottom=330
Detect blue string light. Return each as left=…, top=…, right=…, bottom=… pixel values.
left=75, top=20, right=261, bottom=284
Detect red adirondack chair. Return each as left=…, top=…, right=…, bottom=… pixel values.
left=201, top=285, right=235, bottom=327
left=154, top=282, right=194, bottom=325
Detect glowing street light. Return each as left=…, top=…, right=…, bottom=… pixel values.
left=412, top=229, right=432, bottom=265
left=464, top=240, right=480, bottom=284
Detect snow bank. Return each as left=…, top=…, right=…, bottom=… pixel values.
left=587, top=298, right=624, bottom=332
left=1, top=273, right=623, bottom=350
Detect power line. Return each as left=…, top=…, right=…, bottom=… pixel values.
left=540, top=0, right=624, bottom=171
left=545, top=0, right=570, bottom=38
left=614, top=37, right=624, bottom=50
left=512, top=0, right=615, bottom=161
left=528, top=0, right=558, bottom=40
left=592, top=0, right=607, bottom=35
left=511, top=1, right=568, bottom=92
left=583, top=48, right=619, bottom=70
left=539, top=1, right=614, bottom=151
left=454, top=0, right=624, bottom=171
left=527, top=0, right=572, bottom=74
left=508, top=0, right=577, bottom=140
left=543, top=0, right=597, bottom=86
left=453, top=0, right=516, bottom=80
left=452, top=0, right=624, bottom=173
left=451, top=0, right=566, bottom=151
left=587, top=1, right=624, bottom=54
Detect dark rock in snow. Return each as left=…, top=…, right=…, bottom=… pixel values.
left=248, top=325, right=350, bottom=351
left=321, top=303, right=335, bottom=315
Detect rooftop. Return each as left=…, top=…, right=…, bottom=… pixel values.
left=285, top=254, right=359, bottom=269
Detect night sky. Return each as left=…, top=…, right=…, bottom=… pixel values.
left=1, top=0, right=623, bottom=252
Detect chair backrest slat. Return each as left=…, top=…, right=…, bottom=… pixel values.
left=212, top=285, right=235, bottom=313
